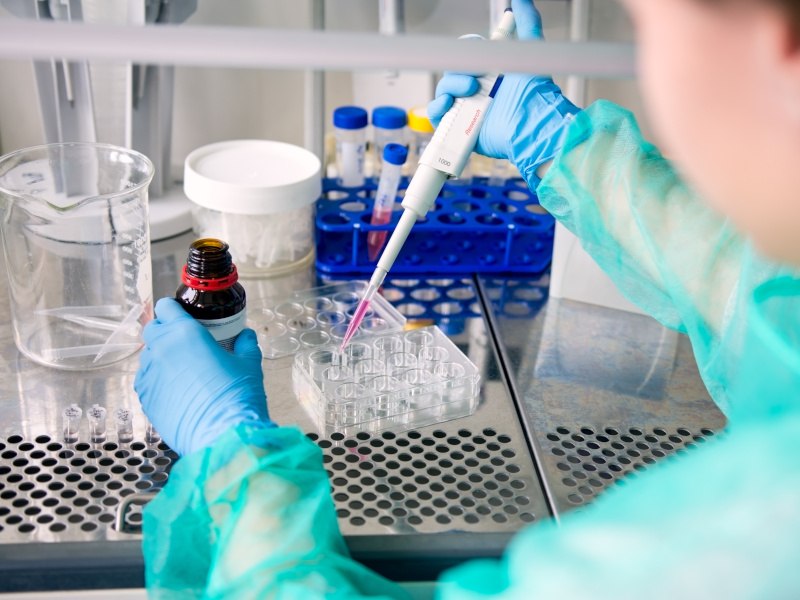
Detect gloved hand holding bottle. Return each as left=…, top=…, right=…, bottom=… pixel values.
left=134, top=297, right=273, bottom=456
left=427, top=0, right=581, bottom=185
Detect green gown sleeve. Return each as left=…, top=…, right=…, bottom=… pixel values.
left=143, top=425, right=411, bottom=600
left=534, top=100, right=783, bottom=411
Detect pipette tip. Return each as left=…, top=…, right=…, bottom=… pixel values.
left=339, top=283, right=379, bottom=351
left=339, top=298, right=371, bottom=351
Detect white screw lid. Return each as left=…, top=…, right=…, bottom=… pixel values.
left=184, top=140, right=321, bottom=215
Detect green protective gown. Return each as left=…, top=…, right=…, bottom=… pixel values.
left=143, top=101, right=800, bottom=599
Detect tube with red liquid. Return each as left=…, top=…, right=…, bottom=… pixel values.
left=367, top=143, right=408, bottom=262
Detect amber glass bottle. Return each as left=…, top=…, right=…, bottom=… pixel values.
left=175, top=238, right=246, bottom=351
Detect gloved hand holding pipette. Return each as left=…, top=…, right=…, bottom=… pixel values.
left=427, top=1, right=580, bottom=182
left=339, top=8, right=519, bottom=350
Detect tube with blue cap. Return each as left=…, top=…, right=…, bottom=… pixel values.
left=340, top=9, right=518, bottom=350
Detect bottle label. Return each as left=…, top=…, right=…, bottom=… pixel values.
left=197, top=309, right=247, bottom=352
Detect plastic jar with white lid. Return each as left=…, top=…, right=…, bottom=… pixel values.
left=333, top=106, right=368, bottom=188
left=184, top=140, right=321, bottom=278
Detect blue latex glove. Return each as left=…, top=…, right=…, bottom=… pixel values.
left=134, top=297, right=273, bottom=457
left=427, top=0, right=581, bottom=183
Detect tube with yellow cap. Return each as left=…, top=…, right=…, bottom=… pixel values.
left=407, top=106, right=435, bottom=174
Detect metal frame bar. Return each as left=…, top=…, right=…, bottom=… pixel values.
left=303, top=0, right=325, bottom=160
left=473, top=276, right=561, bottom=522
left=0, top=19, right=635, bottom=77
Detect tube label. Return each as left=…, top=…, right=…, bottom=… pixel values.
left=197, top=309, right=247, bottom=352
left=337, top=141, right=365, bottom=187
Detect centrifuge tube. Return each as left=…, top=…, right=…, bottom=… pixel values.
left=145, top=420, right=161, bottom=444
left=62, top=403, right=82, bottom=444
left=368, top=143, right=407, bottom=261
left=87, top=404, right=107, bottom=443
left=333, top=106, right=368, bottom=187
left=115, top=408, right=134, bottom=444
left=371, top=106, right=407, bottom=176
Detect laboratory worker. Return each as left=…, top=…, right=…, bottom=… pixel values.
left=135, top=0, right=800, bottom=597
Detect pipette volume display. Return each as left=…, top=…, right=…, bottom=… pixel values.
left=340, top=10, right=517, bottom=350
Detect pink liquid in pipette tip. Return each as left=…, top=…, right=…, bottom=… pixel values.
left=367, top=207, right=392, bottom=262
left=340, top=297, right=372, bottom=351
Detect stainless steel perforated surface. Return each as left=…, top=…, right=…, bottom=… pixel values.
left=0, top=435, right=175, bottom=542
left=0, top=423, right=541, bottom=542
left=0, top=427, right=542, bottom=543
left=0, top=422, right=718, bottom=543
left=540, top=425, right=717, bottom=507
left=312, top=427, right=537, bottom=534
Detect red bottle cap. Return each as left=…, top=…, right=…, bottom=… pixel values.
left=181, top=264, right=239, bottom=292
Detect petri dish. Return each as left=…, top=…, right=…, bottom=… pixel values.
left=300, top=330, right=332, bottom=348
left=262, top=336, right=300, bottom=359
left=274, top=302, right=304, bottom=319
left=286, top=316, right=317, bottom=333
left=303, top=297, right=334, bottom=314
left=317, top=311, right=347, bottom=327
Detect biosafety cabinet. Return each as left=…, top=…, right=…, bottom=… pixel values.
left=0, top=1, right=723, bottom=593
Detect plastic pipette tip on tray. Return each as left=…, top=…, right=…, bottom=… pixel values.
left=339, top=284, right=379, bottom=351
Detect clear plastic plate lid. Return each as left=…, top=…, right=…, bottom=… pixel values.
left=249, top=281, right=407, bottom=360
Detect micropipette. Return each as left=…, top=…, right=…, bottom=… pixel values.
left=340, top=9, right=517, bottom=350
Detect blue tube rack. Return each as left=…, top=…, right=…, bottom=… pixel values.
left=361, top=275, right=549, bottom=322
left=315, top=177, right=555, bottom=276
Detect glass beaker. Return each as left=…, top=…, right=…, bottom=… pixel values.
left=0, top=143, right=154, bottom=370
